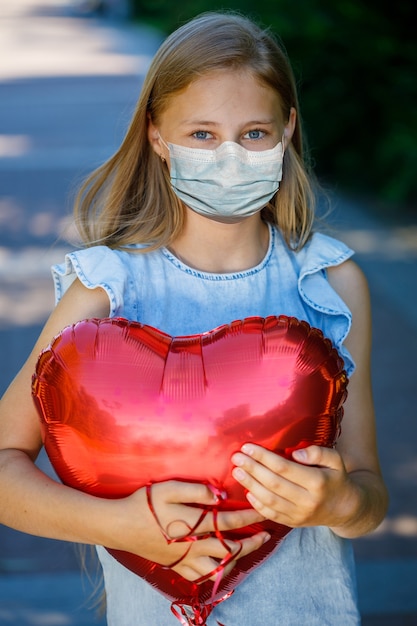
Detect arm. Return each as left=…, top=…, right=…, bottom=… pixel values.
left=231, top=260, right=389, bottom=538
left=0, top=278, right=115, bottom=540
left=0, top=278, right=266, bottom=580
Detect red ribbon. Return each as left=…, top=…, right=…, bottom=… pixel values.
left=171, top=592, right=232, bottom=625
left=146, top=482, right=240, bottom=625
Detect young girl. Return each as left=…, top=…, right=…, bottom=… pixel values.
left=0, top=11, right=388, bottom=626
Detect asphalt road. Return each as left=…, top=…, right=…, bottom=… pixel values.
left=0, top=1, right=416, bottom=624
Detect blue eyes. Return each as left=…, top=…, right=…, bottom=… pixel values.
left=193, top=131, right=210, bottom=140
left=245, top=130, right=265, bottom=140
left=192, top=129, right=266, bottom=141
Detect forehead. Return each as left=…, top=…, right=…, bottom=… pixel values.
left=160, top=68, right=283, bottom=126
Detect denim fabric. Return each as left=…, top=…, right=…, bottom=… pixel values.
left=96, top=526, right=359, bottom=625
left=52, top=224, right=360, bottom=624
left=52, top=224, right=355, bottom=376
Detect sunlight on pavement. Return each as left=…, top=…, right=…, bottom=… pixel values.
left=0, top=247, right=71, bottom=327
left=342, top=227, right=417, bottom=259
left=0, top=0, right=162, bottom=330
left=0, top=610, right=73, bottom=625
left=0, top=277, right=54, bottom=327
left=0, top=134, right=32, bottom=157
left=0, top=0, right=160, bottom=80
left=0, top=246, right=72, bottom=278
left=371, top=515, right=417, bottom=538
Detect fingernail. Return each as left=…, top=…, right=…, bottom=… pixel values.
left=232, top=467, right=246, bottom=481
left=207, top=483, right=227, bottom=502
left=263, top=533, right=271, bottom=544
left=232, top=453, right=244, bottom=466
left=246, top=492, right=257, bottom=506
left=241, top=443, right=254, bottom=455
left=293, top=448, right=307, bottom=461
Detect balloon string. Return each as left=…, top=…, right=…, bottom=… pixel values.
left=146, top=482, right=241, bottom=582
left=146, top=482, right=230, bottom=569
left=147, top=482, right=239, bottom=625
left=170, top=591, right=233, bottom=625
left=190, top=506, right=242, bottom=587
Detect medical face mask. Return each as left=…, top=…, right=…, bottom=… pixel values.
left=160, top=137, right=285, bottom=219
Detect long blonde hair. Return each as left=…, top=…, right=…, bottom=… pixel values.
left=74, top=11, right=316, bottom=251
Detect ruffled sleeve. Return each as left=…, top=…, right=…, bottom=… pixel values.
left=297, top=232, right=356, bottom=376
left=51, top=246, right=129, bottom=318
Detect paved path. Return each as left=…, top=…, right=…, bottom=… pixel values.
left=0, top=1, right=416, bottom=624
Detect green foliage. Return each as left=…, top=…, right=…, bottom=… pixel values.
left=131, top=0, right=416, bottom=213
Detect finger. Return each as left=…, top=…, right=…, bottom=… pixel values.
left=173, top=538, right=237, bottom=582
left=234, top=444, right=302, bottom=476
left=163, top=480, right=222, bottom=505
left=181, top=505, right=265, bottom=537
left=231, top=450, right=306, bottom=503
left=151, top=481, right=264, bottom=538
left=236, top=530, right=271, bottom=559
left=292, top=445, right=344, bottom=470
left=173, top=562, right=203, bottom=582
left=176, top=555, right=228, bottom=583
left=238, top=443, right=343, bottom=473
left=170, top=496, right=265, bottom=537
left=231, top=446, right=347, bottom=526
left=198, top=531, right=270, bottom=582
left=232, top=444, right=341, bottom=489
left=149, top=480, right=222, bottom=539
left=208, top=506, right=264, bottom=533
left=230, top=448, right=312, bottom=522
left=216, top=531, right=271, bottom=580
left=232, top=465, right=300, bottom=521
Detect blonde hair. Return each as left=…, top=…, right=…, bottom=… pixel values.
left=74, top=11, right=316, bottom=251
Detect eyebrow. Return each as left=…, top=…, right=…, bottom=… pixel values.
left=180, top=119, right=276, bottom=126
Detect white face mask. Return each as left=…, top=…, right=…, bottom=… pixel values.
left=160, top=137, right=285, bottom=219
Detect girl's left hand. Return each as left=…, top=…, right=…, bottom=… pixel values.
left=231, top=443, right=356, bottom=529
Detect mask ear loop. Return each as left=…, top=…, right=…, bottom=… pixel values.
left=281, top=133, right=287, bottom=157
left=156, top=133, right=169, bottom=163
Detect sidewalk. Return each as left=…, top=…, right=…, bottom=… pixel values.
left=1, top=1, right=416, bottom=624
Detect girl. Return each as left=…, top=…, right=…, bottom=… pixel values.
left=0, top=11, right=388, bottom=626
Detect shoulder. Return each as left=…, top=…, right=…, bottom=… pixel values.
left=52, top=245, right=142, bottom=315
left=29, top=277, right=110, bottom=358
left=327, top=260, right=372, bottom=364
left=298, top=228, right=369, bottom=313
left=292, top=230, right=354, bottom=276
left=56, top=245, right=133, bottom=275
left=327, top=259, right=371, bottom=316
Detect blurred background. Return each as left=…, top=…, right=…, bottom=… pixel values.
left=0, top=1, right=416, bottom=624
left=131, top=0, right=417, bottom=216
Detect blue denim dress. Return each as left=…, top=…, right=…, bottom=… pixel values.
left=52, top=224, right=360, bottom=625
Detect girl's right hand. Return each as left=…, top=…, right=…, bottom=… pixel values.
left=114, top=480, right=270, bottom=582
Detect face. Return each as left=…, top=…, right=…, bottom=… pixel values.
left=148, top=68, right=296, bottom=164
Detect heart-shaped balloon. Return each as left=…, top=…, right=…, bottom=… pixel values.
left=32, top=315, right=347, bottom=620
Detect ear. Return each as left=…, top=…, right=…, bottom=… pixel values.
left=283, top=107, right=297, bottom=149
left=147, top=115, right=164, bottom=157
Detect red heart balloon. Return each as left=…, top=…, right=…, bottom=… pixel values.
left=32, top=316, right=347, bottom=618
